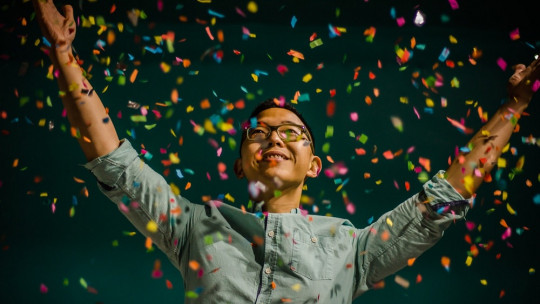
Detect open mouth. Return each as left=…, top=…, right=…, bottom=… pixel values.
left=260, top=151, right=289, bottom=162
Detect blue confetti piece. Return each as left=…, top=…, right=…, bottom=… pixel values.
left=208, top=9, right=225, bottom=18
left=291, top=15, right=297, bottom=28
left=143, top=151, right=153, bottom=161
left=367, top=216, right=374, bottom=224
left=250, top=117, right=258, bottom=128
left=42, top=36, right=51, bottom=47
left=133, top=181, right=141, bottom=188
left=298, top=93, right=310, bottom=102
left=72, top=195, right=78, bottom=206
left=254, top=70, right=268, bottom=76
left=438, top=47, right=450, bottom=62
left=328, top=24, right=338, bottom=38
left=389, top=7, right=396, bottom=19
left=184, top=168, right=195, bottom=175
left=533, top=194, right=540, bottom=205
left=176, top=169, right=184, bottom=179
left=240, top=86, right=248, bottom=93
left=423, top=108, right=434, bottom=114
left=128, top=53, right=134, bottom=61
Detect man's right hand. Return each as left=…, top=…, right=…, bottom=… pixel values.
left=33, top=0, right=76, bottom=51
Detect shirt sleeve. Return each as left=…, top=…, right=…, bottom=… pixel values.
left=83, top=139, right=201, bottom=269
left=353, top=170, right=472, bottom=298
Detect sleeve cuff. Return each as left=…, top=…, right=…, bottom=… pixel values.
left=422, top=170, right=472, bottom=219
left=83, top=139, right=140, bottom=187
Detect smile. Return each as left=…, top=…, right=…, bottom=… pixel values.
left=261, top=151, right=289, bottom=161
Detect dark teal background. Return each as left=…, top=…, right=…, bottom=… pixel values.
left=1, top=0, right=539, bottom=303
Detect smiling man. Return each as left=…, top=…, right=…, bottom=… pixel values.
left=32, top=0, right=540, bottom=303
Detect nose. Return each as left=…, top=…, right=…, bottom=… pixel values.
left=266, top=129, right=285, bottom=148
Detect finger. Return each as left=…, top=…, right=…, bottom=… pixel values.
left=63, top=4, right=73, bottom=20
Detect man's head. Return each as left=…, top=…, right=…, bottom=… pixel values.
left=234, top=98, right=321, bottom=200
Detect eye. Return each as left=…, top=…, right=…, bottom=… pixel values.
left=248, top=127, right=268, bottom=138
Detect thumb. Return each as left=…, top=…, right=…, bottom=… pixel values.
left=509, top=64, right=526, bottom=87
left=62, top=4, right=74, bottom=19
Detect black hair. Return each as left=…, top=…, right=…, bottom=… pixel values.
left=239, top=98, right=315, bottom=155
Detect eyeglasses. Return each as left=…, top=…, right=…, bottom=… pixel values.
left=244, top=123, right=314, bottom=152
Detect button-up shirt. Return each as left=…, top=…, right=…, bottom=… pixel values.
left=84, top=140, right=471, bottom=303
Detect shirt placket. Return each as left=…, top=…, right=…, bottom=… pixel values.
left=257, top=213, right=280, bottom=304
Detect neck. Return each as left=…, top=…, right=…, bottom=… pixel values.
left=257, top=184, right=303, bottom=213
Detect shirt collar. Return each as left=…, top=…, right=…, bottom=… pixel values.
left=251, top=202, right=304, bottom=215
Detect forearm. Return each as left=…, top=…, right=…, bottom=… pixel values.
left=49, top=45, right=120, bottom=161
left=446, top=96, right=529, bottom=198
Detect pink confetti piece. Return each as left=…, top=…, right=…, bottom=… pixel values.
left=509, top=28, right=520, bottom=40
left=496, top=57, right=507, bottom=71
left=501, top=227, right=512, bottom=240
left=396, top=17, right=405, bottom=27
left=350, top=112, right=358, bottom=121
left=346, top=203, right=355, bottom=214
left=532, top=79, right=540, bottom=92
left=465, top=221, right=476, bottom=231
left=235, top=7, right=246, bottom=18
left=205, top=26, right=215, bottom=40
left=217, top=147, right=222, bottom=156
left=413, top=106, right=420, bottom=119
left=40, top=283, right=48, bottom=294
left=448, top=0, right=459, bottom=10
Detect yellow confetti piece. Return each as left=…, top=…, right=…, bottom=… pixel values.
left=386, top=217, right=393, bottom=227
left=506, top=203, right=517, bottom=215
left=480, top=279, right=487, bottom=286
left=302, top=73, right=312, bottom=83
left=291, top=283, right=301, bottom=291
left=251, top=73, right=258, bottom=82
left=247, top=1, right=258, bottom=13
left=146, top=220, right=158, bottom=233
left=465, top=256, right=473, bottom=266
left=169, top=182, right=180, bottom=195
left=449, top=35, right=458, bottom=44
left=425, top=98, right=434, bottom=107
left=169, top=152, right=180, bottom=164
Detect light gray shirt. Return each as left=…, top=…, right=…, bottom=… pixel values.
left=84, top=139, right=471, bottom=304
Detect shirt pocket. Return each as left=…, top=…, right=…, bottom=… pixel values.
left=290, top=229, right=335, bottom=280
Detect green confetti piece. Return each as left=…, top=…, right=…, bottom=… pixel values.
left=322, top=142, right=330, bottom=153
left=358, top=134, right=368, bottom=144
left=117, top=75, right=126, bottom=86
left=79, top=277, right=87, bottom=289
left=186, top=291, right=199, bottom=299
left=325, top=125, right=334, bottom=138
left=204, top=235, right=213, bottom=245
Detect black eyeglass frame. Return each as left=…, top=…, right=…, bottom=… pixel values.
left=243, top=123, right=315, bottom=153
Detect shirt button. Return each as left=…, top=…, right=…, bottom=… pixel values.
left=265, top=267, right=272, bottom=274
left=268, top=231, right=275, bottom=238
left=311, top=236, right=318, bottom=243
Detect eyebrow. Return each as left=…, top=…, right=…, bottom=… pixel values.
left=257, top=120, right=301, bottom=126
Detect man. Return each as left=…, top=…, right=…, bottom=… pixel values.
left=33, top=0, right=539, bottom=303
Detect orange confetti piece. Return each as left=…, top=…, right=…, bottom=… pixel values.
left=287, top=49, right=304, bottom=60
left=407, top=257, right=416, bottom=266
left=200, top=98, right=210, bottom=109
left=499, top=218, right=508, bottom=228
left=145, top=236, right=153, bottom=249
left=189, top=260, right=200, bottom=271
left=129, top=69, right=138, bottom=83
left=441, top=256, right=451, bottom=270
left=365, top=96, right=372, bottom=105
left=271, top=281, right=276, bottom=289
left=171, top=89, right=179, bottom=104
left=166, top=280, right=173, bottom=289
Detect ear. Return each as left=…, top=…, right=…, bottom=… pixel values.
left=234, top=158, right=245, bottom=179
left=306, top=155, right=322, bottom=178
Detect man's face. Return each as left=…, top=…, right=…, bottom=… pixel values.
left=235, top=108, right=321, bottom=192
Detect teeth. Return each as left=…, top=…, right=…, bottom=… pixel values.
left=264, top=154, right=285, bottom=160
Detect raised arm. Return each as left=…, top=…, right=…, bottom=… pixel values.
left=33, top=0, right=120, bottom=161
left=446, top=58, right=539, bottom=198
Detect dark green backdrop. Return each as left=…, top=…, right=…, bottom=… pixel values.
left=1, top=0, right=539, bottom=303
